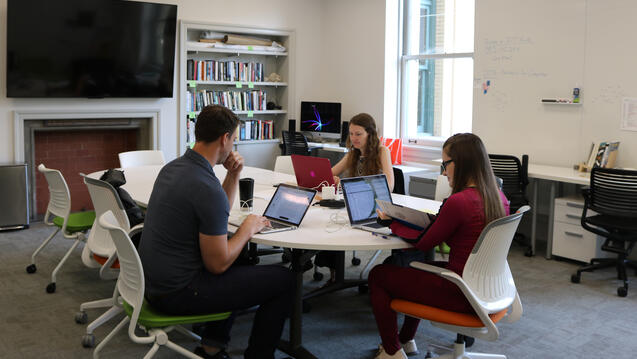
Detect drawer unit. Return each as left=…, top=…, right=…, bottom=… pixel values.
left=552, top=222, right=609, bottom=263
left=551, top=195, right=610, bottom=262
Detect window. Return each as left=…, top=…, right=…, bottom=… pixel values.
left=400, top=0, right=475, bottom=144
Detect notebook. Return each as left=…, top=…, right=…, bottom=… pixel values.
left=229, top=184, right=316, bottom=234
left=290, top=154, right=336, bottom=189
left=340, top=174, right=393, bottom=235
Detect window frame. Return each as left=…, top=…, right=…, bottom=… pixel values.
left=398, top=0, right=475, bottom=147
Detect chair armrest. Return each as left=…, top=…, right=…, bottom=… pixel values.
left=409, top=262, right=486, bottom=314
left=99, top=252, right=119, bottom=280
left=129, top=223, right=144, bottom=238
left=410, top=261, right=506, bottom=340
left=504, top=292, right=523, bottom=323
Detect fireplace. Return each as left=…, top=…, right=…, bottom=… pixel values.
left=14, top=110, right=160, bottom=219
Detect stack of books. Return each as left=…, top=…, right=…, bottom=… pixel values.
left=585, top=141, right=620, bottom=170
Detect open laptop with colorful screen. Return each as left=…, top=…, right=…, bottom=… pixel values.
left=340, top=174, right=393, bottom=235
left=229, top=184, right=316, bottom=234
left=290, top=154, right=336, bottom=189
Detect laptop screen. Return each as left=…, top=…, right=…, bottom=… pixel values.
left=263, top=184, right=316, bottom=226
left=341, top=174, right=393, bottom=225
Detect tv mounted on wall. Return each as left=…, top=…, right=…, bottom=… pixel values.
left=6, top=0, right=177, bottom=98
left=300, top=101, right=342, bottom=140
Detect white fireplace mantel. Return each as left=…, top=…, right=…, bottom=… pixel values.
left=13, top=109, right=161, bottom=162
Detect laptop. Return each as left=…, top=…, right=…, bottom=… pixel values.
left=290, top=154, right=336, bottom=189
left=340, top=174, right=393, bottom=235
left=229, top=184, right=316, bottom=234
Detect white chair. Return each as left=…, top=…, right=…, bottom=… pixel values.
left=75, top=175, right=144, bottom=348
left=274, top=155, right=294, bottom=175
left=434, top=174, right=452, bottom=201
left=118, top=150, right=165, bottom=168
left=391, top=206, right=530, bottom=359
left=26, top=164, right=96, bottom=294
left=93, top=211, right=231, bottom=359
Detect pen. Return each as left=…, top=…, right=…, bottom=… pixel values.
left=371, top=232, right=390, bottom=240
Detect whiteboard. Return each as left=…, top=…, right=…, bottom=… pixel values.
left=473, top=0, right=592, bottom=167
left=473, top=0, right=637, bottom=168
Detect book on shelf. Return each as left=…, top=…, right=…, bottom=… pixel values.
left=186, top=59, right=264, bottom=82
left=586, top=141, right=620, bottom=169
left=239, top=120, right=274, bottom=141
left=188, top=89, right=267, bottom=112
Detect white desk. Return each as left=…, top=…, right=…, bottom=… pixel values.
left=93, top=164, right=440, bottom=359
left=307, top=142, right=348, bottom=153
left=527, top=164, right=590, bottom=259
left=91, top=165, right=296, bottom=208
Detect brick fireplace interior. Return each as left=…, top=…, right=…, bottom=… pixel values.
left=23, top=114, right=154, bottom=220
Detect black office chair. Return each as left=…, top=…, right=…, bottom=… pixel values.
left=281, top=130, right=311, bottom=156
left=570, top=167, right=637, bottom=297
left=392, top=167, right=406, bottom=195
left=489, top=154, right=531, bottom=256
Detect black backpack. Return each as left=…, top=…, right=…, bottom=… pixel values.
left=99, top=169, right=145, bottom=227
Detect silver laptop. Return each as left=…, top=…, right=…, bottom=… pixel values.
left=229, top=184, right=316, bottom=234
left=340, top=174, right=393, bottom=235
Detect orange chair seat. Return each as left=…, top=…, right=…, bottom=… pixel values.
left=92, top=253, right=120, bottom=269
left=391, top=299, right=507, bottom=328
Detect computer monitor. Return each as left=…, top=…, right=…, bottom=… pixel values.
left=300, top=101, right=341, bottom=140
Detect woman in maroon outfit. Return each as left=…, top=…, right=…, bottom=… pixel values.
left=368, top=133, right=510, bottom=359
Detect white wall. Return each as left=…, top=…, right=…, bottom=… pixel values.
left=0, top=0, right=326, bottom=162
left=322, top=0, right=387, bottom=133
left=473, top=0, right=637, bottom=168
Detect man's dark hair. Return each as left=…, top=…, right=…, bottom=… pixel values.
left=195, top=105, right=240, bottom=143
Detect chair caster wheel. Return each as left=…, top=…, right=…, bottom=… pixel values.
left=82, top=334, right=95, bottom=348
left=570, top=274, right=580, bottom=284
left=26, top=264, right=37, bottom=274
left=464, top=335, right=475, bottom=348
left=75, top=311, right=88, bottom=324
left=46, top=282, right=56, bottom=293
left=618, top=287, right=628, bottom=297
left=313, top=272, right=323, bottom=281
left=281, top=253, right=291, bottom=264
left=358, top=285, right=368, bottom=294
left=302, top=301, right=311, bottom=313
left=524, top=248, right=533, bottom=257
left=351, top=257, right=361, bottom=266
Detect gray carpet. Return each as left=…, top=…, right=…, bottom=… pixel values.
left=2, top=221, right=637, bottom=359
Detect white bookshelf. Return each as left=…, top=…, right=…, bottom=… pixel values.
left=179, top=21, right=295, bottom=168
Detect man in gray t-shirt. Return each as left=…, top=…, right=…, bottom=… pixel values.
left=139, top=105, right=295, bottom=359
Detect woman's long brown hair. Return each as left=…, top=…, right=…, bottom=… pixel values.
left=443, top=133, right=505, bottom=224
left=346, top=113, right=382, bottom=177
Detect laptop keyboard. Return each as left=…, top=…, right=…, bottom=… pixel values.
left=267, top=221, right=289, bottom=229
left=365, top=222, right=384, bottom=229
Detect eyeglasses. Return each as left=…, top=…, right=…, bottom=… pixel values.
left=441, top=159, right=453, bottom=172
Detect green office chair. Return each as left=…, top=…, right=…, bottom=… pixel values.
left=93, top=211, right=231, bottom=358
left=26, top=164, right=96, bottom=293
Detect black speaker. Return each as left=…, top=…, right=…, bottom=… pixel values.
left=339, top=121, right=349, bottom=147
left=288, top=119, right=296, bottom=133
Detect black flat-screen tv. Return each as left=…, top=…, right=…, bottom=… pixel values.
left=6, top=0, right=177, bottom=98
left=300, top=101, right=341, bottom=139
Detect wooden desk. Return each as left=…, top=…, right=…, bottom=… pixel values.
left=527, top=164, right=590, bottom=259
